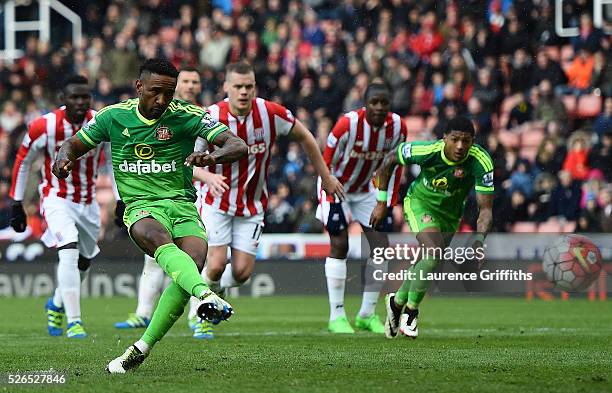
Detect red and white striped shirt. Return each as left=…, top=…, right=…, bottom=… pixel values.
left=9, top=107, right=107, bottom=204
left=196, top=97, right=295, bottom=217
left=323, top=108, right=407, bottom=205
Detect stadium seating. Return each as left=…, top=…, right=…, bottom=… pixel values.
left=576, top=94, right=602, bottom=118
left=562, top=95, right=578, bottom=117
left=511, top=222, right=538, bottom=232
left=521, top=128, right=545, bottom=148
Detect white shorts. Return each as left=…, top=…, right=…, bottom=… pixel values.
left=201, top=204, right=264, bottom=255
left=316, top=181, right=377, bottom=228
left=40, top=196, right=101, bottom=259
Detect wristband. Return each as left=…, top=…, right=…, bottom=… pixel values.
left=474, top=233, right=485, bottom=243
left=376, top=190, right=388, bottom=202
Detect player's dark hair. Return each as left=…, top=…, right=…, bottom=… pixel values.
left=62, top=74, right=89, bottom=90
left=226, top=61, right=254, bottom=75
left=179, top=66, right=201, bottom=75
left=364, top=82, right=391, bottom=101
left=139, top=58, right=179, bottom=79
left=446, top=116, right=475, bottom=136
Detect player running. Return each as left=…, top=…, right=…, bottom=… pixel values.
left=317, top=83, right=407, bottom=334
left=9, top=75, right=109, bottom=339
left=187, top=61, right=345, bottom=339
left=370, top=116, right=493, bottom=339
left=52, top=58, right=247, bottom=373
left=113, top=67, right=229, bottom=330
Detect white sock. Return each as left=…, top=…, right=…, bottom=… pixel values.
left=358, top=291, right=379, bottom=318
left=220, top=263, right=240, bottom=289
left=135, top=255, right=165, bottom=319
left=202, top=266, right=221, bottom=293
left=52, top=287, right=63, bottom=308
left=188, top=297, right=199, bottom=320
left=57, top=248, right=81, bottom=323
left=134, top=339, right=150, bottom=354
left=325, top=257, right=347, bottom=321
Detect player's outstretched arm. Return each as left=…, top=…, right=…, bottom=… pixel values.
left=52, top=136, right=93, bottom=179
left=290, top=119, right=345, bottom=200
left=185, top=130, right=247, bottom=167
left=369, top=150, right=400, bottom=228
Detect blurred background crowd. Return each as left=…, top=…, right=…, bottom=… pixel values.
left=0, top=0, right=611, bottom=240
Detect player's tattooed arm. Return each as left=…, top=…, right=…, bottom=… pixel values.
left=476, top=193, right=493, bottom=236
left=369, top=150, right=399, bottom=227
left=290, top=119, right=345, bottom=200
left=52, top=136, right=92, bottom=179
left=185, top=130, right=247, bottom=167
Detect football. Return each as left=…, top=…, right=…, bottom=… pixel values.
left=542, top=234, right=603, bottom=292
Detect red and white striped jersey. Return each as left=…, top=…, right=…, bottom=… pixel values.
left=323, top=108, right=407, bottom=205
left=195, top=97, right=295, bottom=217
left=9, top=107, right=108, bottom=204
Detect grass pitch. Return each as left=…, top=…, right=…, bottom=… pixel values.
left=0, top=296, right=611, bottom=393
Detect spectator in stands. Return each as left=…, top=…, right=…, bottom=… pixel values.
left=467, top=97, right=492, bottom=145
left=506, top=92, right=534, bottom=128
left=588, top=129, right=612, bottom=182
left=509, top=48, right=533, bottom=94
left=535, top=135, right=566, bottom=175
left=531, top=47, right=567, bottom=88
left=590, top=51, right=612, bottom=97
left=472, top=67, right=500, bottom=113
left=571, top=13, right=605, bottom=53
left=294, top=200, right=323, bottom=233
left=548, top=170, right=581, bottom=221
left=508, top=159, right=534, bottom=198
left=577, top=194, right=602, bottom=232
left=593, top=97, right=612, bottom=139
left=388, top=62, right=414, bottom=116
left=563, top=131, right=591, bottom=181
left=563, top=46, right=595, bottom=96
left=497, top=190, right=531, bottom=232
left=0, top=101, right=24, bottom=135
left=530, top=172, right=557, bottom=222
left=409, top=12, right=444, bottom=62
left=599, top=187, right=612, bottom=232
left=264, top=194, right=295, bottom=233
left=100, top=34, right=139, bottom=90
left=534, top=79, right=568, bottom=124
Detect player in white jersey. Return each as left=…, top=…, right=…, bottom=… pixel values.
left=317, top=83, right=407, bottom=334
left=187, top=61, right=345, bottom=338
left=9, top=75, right=111, bottom=338
left=114, top=67, right=229, bottom=330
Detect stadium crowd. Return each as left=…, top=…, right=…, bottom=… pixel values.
left=0, top=0, right=611, bottom=239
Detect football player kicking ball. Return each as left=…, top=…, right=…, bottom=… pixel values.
left=53, top=58, right=247, bottom=373
left=114, top=67, right=229, bottom=330
left=9, top=75, right=110, bottom=338
left=186, top=61, right=344, bottom=339
left=370, top=116, right=493, bottom=339
left=318, top=83, right=407, bottom=334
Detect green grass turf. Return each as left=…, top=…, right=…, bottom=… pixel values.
left=0, top=296, right=611, bottom=393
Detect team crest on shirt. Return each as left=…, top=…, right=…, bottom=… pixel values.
left=134, top=210, right=150, bottom=219
left=454, top=167, right=465, bottom=178
left=384, top=138, right=394, bottom=150
left=155, top=125, right=173, bottom=141
left=254, top=127, right=265, bottom=142
left=421, top=214, right=433, bottom=223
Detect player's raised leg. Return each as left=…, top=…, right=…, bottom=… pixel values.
left=115, top=255, right=164, bottom=329
left=108, top=216, right=231, bottom=373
